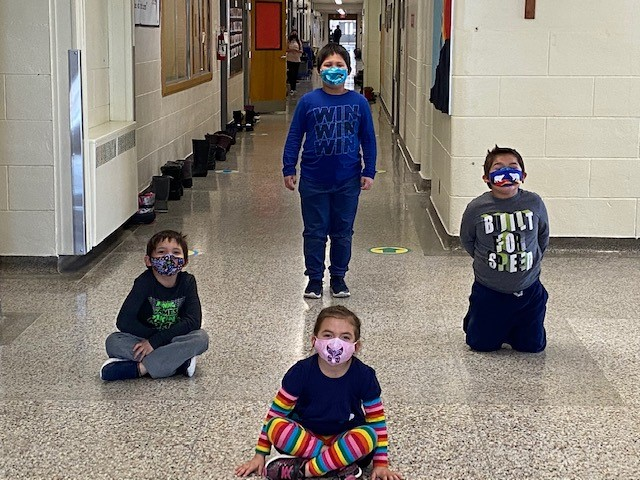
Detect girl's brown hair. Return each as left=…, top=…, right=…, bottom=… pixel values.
left=313, top=305, right=361, bottom=340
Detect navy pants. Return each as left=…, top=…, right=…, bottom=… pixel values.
left=463, top=280, right=548, bottom=353
left=299, top=175, right=361, bottom=280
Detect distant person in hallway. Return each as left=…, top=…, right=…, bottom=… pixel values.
left=282, top=43, right=377, bottom=299
left=286, top=30, right=303, bottom=96
left=460, top=146, right=550, bottom=353
left=332, top=25, right=342, bottom=44
left=100, top=230, right=209, bottom=381
left=235, top=306, right=403, bottom=480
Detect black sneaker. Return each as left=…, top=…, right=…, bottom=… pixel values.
left=100, top=359, right=139, bottom=381
left=264, top=455, right=306, bottom=480
left=332, top=463, right=362, bottom=480
left=304, top=279, right=323, bottom=299
left=177, top=357, right=196, bottom=377
left=330, top=276, right=350, bottom=298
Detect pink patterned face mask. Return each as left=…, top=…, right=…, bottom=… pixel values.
left=313, top=337, right=356, bottom=365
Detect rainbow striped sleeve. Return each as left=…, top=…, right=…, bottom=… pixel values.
left=255, top=387, right=298, bottom=455
left=363, top=397, right=389, bottom=467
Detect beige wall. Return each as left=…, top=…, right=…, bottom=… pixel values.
left=393, top=0, right=640, bottom=238
left=402, top=0, right=433, bottom=177
left=436, top=0, right=640, bottom=237
left=86, top=0, right=111, bottom=128
left=228, top=74, right=244, bottom=121
left=134, top=9, right=222, bottom=192
left=0, top=0, right=56, bottom=255
left=362, top=0, right=381, bottom=93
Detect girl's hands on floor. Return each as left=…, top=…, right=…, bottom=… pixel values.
left=371, top=466, right=403, bottom=480
left=235, top=453, right=266, bottom=477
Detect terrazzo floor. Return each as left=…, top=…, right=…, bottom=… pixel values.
left=2, top=76, right=640, bottom=479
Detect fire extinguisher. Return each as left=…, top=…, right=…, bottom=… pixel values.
left=217, top=31, right=227, bottom=61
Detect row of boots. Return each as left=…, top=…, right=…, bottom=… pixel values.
left=131, top=107, right=258, bottom=224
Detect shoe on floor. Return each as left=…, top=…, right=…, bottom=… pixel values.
left=330, top=276, right=350, bottom=298
left=304, top=279, right=323, bottom=299
left=331, top=463, right=363, bottom=480
left=265, top=455, right=306, bottom=480
left=177, top=357, right=197, bottom=377
left=100, top=358, right=139, bottom=381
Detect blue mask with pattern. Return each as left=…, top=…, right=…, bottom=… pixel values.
left=149, top=254, right=185, bottom=276
left=320, top=67, right=348, bottom=85
left=489, top=167, right=524, bottom=187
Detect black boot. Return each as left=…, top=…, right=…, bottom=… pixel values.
left=152, top=175, right=171, bottom=212
left=192, top=139, right=209, bottom=177
left=204, top=134, right=218, bottom=169
left=177, top=159, right=193, bottom=188
left=244, top=110, right=256, bottom=131
left=225, top=122, right=238, bottom=144
left=233, top=110, right=244, bottom=131
left=160, top=161, right=184, bottom=200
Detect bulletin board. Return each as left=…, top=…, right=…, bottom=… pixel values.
left=229, top=2, right=244, bottom=75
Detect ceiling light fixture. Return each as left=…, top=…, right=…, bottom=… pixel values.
left=337, top=8, right=345, bottom=15
left=334, top=0, right=342, bottom=4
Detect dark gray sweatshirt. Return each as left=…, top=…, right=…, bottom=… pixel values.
left=460, top=189, right=549, bottom=293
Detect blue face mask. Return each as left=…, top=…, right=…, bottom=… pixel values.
left=149, top=254, right=185, bottom=276
left=489, top=167, right=523, bottom=187
left=320, top=67, right=348, bottom=85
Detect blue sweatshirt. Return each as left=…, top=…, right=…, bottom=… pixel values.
left=282, top=88, right=377, bottom=184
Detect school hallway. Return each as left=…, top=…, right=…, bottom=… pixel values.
left=2, top=76, right=640, bottom=479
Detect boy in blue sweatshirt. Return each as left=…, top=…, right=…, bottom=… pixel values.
left=283, top=43, right=377, bottom=299
left=460, top=146, right=550, bottom=352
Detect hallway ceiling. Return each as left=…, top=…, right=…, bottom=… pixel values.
left=311, top=0, right=363, bottom=15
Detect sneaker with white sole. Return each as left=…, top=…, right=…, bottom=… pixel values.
left=177, top=357, right=197, bottom=377
left=330, top=276, right=350, bottom=298
left=304, top=279, right=323, bottom=299
left=100, top=358, right=139, bottom=381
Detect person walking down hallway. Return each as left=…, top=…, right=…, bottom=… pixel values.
left=286, top=30, right=303, bottom=95
left=332, top=25, right=342, bottom=44
left=282, top=43, right=377, bottom=299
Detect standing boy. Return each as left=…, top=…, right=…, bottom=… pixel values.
left=283, top=43, right=377, bottom=299
left=100, top=230, right=209, bottom=380
left=460, top=146, right=550, bottom=352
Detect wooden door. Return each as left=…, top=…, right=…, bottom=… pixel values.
left=249, top=0, right=287, bottom=112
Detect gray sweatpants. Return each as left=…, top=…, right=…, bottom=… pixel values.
left=105, top=329, right=209, bottom=378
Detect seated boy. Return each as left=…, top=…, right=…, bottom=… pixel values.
left=460, top=146, right=550, bottom=353
left=100, top=230, right=209, bottom=380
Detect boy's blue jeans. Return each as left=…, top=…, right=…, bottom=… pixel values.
left=463, top=279, right=548, bottom=353
left=299, top=175, right=361, bottom=280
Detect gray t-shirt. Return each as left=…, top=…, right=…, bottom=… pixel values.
left=460, top=189, right=549, bottom=293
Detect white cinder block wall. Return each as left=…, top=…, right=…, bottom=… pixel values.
left=403, top=0, right=433, bottom=179
left=0, top=0, right=56, bottom=255
left=134, top=9, right=222, bottom=192
left=431, top=0, right=640, bottom=238
left=86, top=0, right=110, bottom=129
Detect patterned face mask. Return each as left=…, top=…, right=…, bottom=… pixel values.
left=489, top=167, right=524, bottom=187
left=313, top=337, right=356, bottom=365
left=149, top=254, right=185, bottom=276
left=320, top=67, right=348, bottom=85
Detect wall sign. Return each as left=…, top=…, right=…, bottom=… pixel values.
left=135, top=0, right=160, bottom=27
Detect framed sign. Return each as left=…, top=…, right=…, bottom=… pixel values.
left=135, top=0, right=160, bottom=27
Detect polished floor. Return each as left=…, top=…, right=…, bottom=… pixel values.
left=2, top=76, right=640, bottom=479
